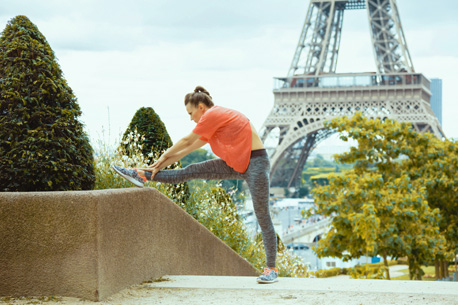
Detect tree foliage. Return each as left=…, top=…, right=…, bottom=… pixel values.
left=121, top=107, right=172, bottom=164
left=310, top=113, right=456, bottom=280
left=0, top=15, right=95, bottom=191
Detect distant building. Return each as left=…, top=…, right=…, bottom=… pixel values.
left=430, top=78, right=443, bottom=126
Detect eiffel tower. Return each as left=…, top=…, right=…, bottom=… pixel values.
left=260, top=0, right=444, bottom=189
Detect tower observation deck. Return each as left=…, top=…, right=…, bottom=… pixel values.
left=260, top=0, right=444, bottom=189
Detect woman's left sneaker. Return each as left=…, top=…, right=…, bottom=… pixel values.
left=112, top=165, right=145, bottom=187
left=256, top=267, right=278, bottom=284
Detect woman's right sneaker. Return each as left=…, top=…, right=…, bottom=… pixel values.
left=256, top=267, right=278, bottom=284
left=112, top=165, right=145, bottom=187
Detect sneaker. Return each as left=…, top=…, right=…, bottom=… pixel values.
left=112, top=165, right=145, bottom=187
left=257, top=267, right=278, bottom=284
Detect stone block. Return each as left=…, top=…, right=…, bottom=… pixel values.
left=0, top=188, right=257, bottom=301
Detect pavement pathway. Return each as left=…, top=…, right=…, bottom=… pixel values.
left=2, top=265, right=456, bottom=305
left=2, top=274, right=457, bottom=305
left=104, top=275, right=458, bottom=305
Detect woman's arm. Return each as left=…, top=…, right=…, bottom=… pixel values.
left=151, top=137, right=206, bottom=170
left=138, top=132, right=206, bottom=178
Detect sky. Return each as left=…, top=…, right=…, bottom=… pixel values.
left=1, top=0, right=457, bottom=151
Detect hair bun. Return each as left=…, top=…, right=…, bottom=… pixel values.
left=185, top=86, right=214, bottom=107
left=194, top=86, right=211, bottom=98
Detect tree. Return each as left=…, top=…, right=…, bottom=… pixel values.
left=313, top=170, right=443, bottom=280
left=310, top=113, right=449, bottom=279
left=400, top=132, right=458, bottom=279
left=0, top=15, right=95, bottom=191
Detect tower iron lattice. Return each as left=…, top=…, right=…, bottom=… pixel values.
left=260, top=0, right=444, bottom=189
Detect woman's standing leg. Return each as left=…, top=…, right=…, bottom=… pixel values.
left=245, top=156, right=277, bottom=268
left=151, top=155, right=277, bottom=267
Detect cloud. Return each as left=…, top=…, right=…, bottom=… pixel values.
left=406, top=25, right=458, bottom=57
left=1, top=0, right=457, bottom=144
left=1, top=0, right=307, bottom=52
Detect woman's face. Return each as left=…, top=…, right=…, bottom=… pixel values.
left=186, top=103, right=206, bottom=123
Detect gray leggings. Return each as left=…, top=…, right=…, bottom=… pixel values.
left=150, top=151, right=277, bottom=267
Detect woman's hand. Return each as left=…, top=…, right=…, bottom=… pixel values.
left=150, top=155, right=168, bottom=171
left=137, top=134, right=206, bottom=180
left=138, top=155, right=168, bottom=180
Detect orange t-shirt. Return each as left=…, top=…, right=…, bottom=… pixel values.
left=193, top=106, right=252, bottom=173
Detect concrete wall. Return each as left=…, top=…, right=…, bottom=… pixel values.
left=0, top=188, right=258, bottom=301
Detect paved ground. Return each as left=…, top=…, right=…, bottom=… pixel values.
left=2, top=274, right=457, bottom=305
left=102, top=275, right=458, bottom=305
left=2, top=266, right=457, bottom=305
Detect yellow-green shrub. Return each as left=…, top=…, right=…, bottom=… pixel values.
left=309, top=267, right=345, bottom=278
left=348, top=264, right=386, bottom=279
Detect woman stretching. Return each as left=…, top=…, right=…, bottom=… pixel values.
left=113, top=86, right=278, bottom=283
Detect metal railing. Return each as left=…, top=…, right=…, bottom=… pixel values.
left=274, top=72, right=430, bottom=90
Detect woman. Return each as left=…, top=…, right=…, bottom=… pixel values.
left=113, top=86, right=278, bottom=283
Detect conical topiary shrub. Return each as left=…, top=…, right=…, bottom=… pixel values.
left=121, top=107, right=173, bottom=163
left=0, top=15, right=95, bottom=191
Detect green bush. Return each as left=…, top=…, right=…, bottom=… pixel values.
left=121, top=107, right=172, bottom=163
left=0, top=15, right=95, bottom=191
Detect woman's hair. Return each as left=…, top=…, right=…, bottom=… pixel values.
left=184, top=86, right=214, bottom=108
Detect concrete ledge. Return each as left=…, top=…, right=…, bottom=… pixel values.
left=0, top=188, right=257, bottom=301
